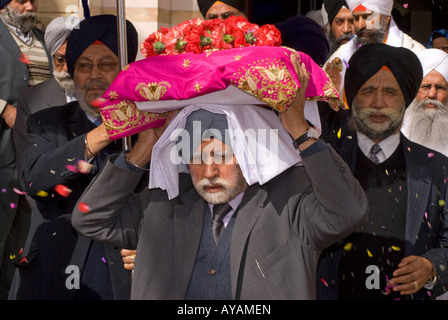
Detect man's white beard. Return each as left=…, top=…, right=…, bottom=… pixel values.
left=194, top=166, right=248, bottom=204
left=405, top=98, right=448, bottom=153
left=54, top=69, right=75, bottom=96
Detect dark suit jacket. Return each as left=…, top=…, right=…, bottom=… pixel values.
left=72, top=142, right=370, bottom=299
left=0, top=19, right=51, bottom=299
left=317, top=133, right=448, bottom=299
left=9, top=102, right=131, bottom=300
left=13, top=77, right=67, bottom=175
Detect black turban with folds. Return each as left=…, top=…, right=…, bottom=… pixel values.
left=197, top=0, right=246, bottom=18
left=323, top=0, right=349, bottom=25
left=66, top=14, right=138, bottom=77
left=274, top=15, right=329, bottom=66
left=344, top=43, right=423, bottom=108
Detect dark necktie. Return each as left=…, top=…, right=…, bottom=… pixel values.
left=369, top=144, right=382, bottom=164
left=211, top=203, right=232, bottom=244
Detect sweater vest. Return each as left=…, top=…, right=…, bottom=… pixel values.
left=185, top=202, right=238, bottom=300
left=338, top=145, right=407, bottom=299
left=9, top=29, right=51, bottom=85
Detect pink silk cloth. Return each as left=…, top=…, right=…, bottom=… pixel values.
left=100, top=46, right=346, bottom=140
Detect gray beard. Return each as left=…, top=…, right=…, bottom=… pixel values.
left=1, top=6, right=37, bottom=34
left=353, top=18, right=388, bottom=47
left=74, top=84, right=101, bottom=120
left=405, top=98, right=448, bottom=151
left=327, top=29, right=352, bottom=57
left=350, top=100, right=406, bottom=141
left=53, top=69, right=76, bottom=96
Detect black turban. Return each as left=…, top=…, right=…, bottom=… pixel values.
left=274, top=15, right=329, bottom=66
left=66, top=14, right=138, bottom=77
left=323, top=0, right=349, bottom=25
left=197, top=0, right=246, bottom=18
left=0, top=0, right=11, bottom=9
left=344, top=43, right=423, bottom=108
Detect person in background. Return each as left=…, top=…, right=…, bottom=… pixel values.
left=8, top=14, right=138, bottom=300
left=321, top=0, right=355, bottom=57
left=317, top=43, right=448, bottom=300
left=13, top=16, right=76, bottom=181
left=324, top=0, right=425, bottom=95
left=401, top=48, right=448, bottom=157
left=427, top=29, right=448, bottom=54
left=197, top=0, right=247, bottom=20
left=0, top=0, right=51, bottom=299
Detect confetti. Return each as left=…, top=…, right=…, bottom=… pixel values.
left=428, top=152, right=435, bottom=158
left=55, top=184, right=72, bottom=197
left=343, top=242, right=353, bottom=252
left=101, top=257, right=107, bottom=264
left=65, top=164, right=78, bottom=172
left=1, top=188, right=6, bottom=193
left=320, top=278, right=328, bottom=287
left=391, top=246, right=401, bottom=251
left=77, top=160, right=95, bottom=174
left=90, top=98, right=106, bottom=108
left=9, top=254, right=15, bottom=260
left=439, top=200, right=445, bottom=207
left=367, top=249, right=373, bottom=257
left=337, top=128, right=342, bottom=139
left=18, top=53, right=30, bottom=64
left=403, top=3, right=409, bottom=9
left=10, top=203, right=16, bottom=209
left=35, top=190, right=49, bottom=197
left=78, top=202, right=91, bottom=213
left=13, top=188, right=27, bottom=195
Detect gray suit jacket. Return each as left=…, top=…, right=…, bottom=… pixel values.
left=72, top=141, right=369, bottom=300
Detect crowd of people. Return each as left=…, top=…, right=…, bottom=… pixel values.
left=0, top=0, right=447, bottom=301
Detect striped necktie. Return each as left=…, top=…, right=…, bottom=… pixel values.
left=211, top=203, right=232, bottom=244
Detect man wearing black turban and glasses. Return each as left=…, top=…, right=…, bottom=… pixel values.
left=317, top=43, right=448, bottom=300
left=197, top=0, right=247, bottom=20
left=9, top=14, right=138, bottom=300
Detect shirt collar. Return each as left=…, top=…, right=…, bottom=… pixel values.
left=357, top=131, right=400, bottom=163
left=6, top=23, right=33, bottom=45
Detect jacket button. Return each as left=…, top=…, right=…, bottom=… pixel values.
left=208, top=268, right=216, bottom=275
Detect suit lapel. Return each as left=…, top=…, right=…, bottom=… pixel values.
left=230, top=183, right=267, bottom=298
left=402, top=140, right=432, bottom=249
left=173, top=190, right=204, bottom=298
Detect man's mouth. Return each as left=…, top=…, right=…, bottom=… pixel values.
left=204, top=184, right=224, bottom=193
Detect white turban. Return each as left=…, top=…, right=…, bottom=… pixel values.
left=346, top=0, right=393, bottom=16
left=149, top=104, right=302, bottom=200
left=44, top=17, right=74, bottom=57
left=417, top=48, right=448, bottom=82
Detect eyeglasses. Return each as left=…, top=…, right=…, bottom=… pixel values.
left=418, top=84, right=448, bottom=94
left=53, top=55, right=66, bottom=67
left=74, top=61, right=118, bottom=73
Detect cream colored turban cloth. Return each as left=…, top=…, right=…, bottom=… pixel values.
left=417, top=48, right=448, bottom=82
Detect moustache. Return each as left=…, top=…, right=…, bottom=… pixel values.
left=357, top=107, right=401, bottom=119
left=196, top=178, right=233, bottom=191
